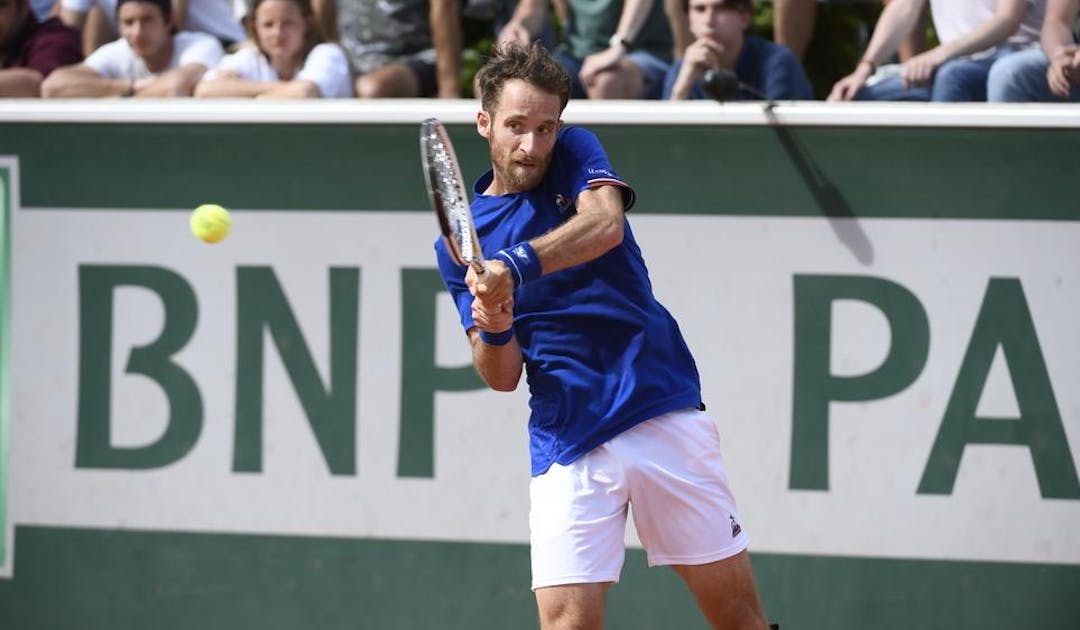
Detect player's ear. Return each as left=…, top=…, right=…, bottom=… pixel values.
left=477, top=110, right=491, bottom=139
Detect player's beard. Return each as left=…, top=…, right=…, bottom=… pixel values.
left=490, top=143, right=552, bottom=193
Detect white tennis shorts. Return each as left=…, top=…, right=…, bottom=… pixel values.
left=529, top=407, right=749, bottom=589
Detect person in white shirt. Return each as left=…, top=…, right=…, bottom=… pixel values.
left=828, top=0, right=1047, bottom=102
left=57, top=0, right=245, bottom=55
left=195, top=0, right=350, bottom=97
left=42, top=0, right=223, bottom=97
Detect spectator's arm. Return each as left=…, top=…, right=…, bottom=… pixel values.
left=311, top=0, right=338, bottom=41
left=580, top=0, right=656, bottom=84
left=1043, top=0, right=1079, bottom=56
left=41, top=63, right=131, bottom=96
left=1043, top=0, right=1080, bottom=96
left=827, top=0, right=928, bottom=100
left=134, top=63, right=208, bottom=96
left=496, top=0, right=547, bottom=46
left=173, top=0, right=189, bottom=30
left=58, top=5, right=87, bottom=27
left=430, top=0, right=461, bottom=98
left=663, top=0, right=691, bottom=58
left=0, top=68, right=45, bottom=97
left=256, top=80, right=321, bottom=98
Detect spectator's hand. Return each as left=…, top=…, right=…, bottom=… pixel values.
left=827, top=62, right=873, bottom=101
left=901, top=48, right=946, bottom=89
left=668, top=38, right=723, bottom=99
left=497, top=20, right=532, bottom=47
left=580, top=46, right=624, bottom=86
left=1047, top=45, right=1080, bottom=98
left=683, top=38, right=723, bottom=74
left=132, top=76, right=155, bottom=94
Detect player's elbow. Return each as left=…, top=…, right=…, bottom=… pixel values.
left=487, top=377, right=519, bottom=392
left=597, top=211, right=624, bottom=251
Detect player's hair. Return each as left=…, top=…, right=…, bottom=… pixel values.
left=476, top=42, right=571, bottom=115
left=249, top=0, right=324, bottom=63
left=680, top=0, right=752, bottom=14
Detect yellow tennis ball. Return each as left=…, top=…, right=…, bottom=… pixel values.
left=190, top=203, right=231, bottom=244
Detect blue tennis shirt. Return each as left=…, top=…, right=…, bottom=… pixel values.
left=435, top=126, right=703, bottom=476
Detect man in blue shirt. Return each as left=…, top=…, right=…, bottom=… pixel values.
left=434, top=42, right=771, bottom=630
left=664, top=0, right=812, bottom=100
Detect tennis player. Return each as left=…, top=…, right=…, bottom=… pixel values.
left=434, top=42, right=771, bottom=630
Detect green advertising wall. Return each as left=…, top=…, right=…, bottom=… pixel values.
left=0, top=104, right=1077, bottom=630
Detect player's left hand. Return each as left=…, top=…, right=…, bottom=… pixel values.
left=466, top=260, right=515, bottom=310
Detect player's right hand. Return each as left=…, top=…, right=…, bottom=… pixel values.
left=471, top=295, right=514, bottom=334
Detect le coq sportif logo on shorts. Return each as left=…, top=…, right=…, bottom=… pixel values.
left=730, top=515, right=742, bottom=538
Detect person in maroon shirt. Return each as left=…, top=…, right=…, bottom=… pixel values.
left=0, top=0, right=82, bottom=96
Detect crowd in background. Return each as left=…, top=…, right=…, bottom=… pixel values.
left=1, top=0, right=1078, bottom=101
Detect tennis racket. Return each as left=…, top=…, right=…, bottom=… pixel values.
left=420, top=118, right=488, bottom=279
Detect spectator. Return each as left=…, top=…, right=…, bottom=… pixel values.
left=0, top=0, right=81, bottom=95
left=829, top=0, right=1046, bottom=102
left=664, top=0, right=812, bottom=100
left=42, top=0, right=223, bottom=96
left=195, top=0, right=350, bottom=97
left=500, top=0, right=674, bottom=99
left=316, top=0, right=461, bottom=98
left=57, top=0, right=245, bottom=55
left=988, top=0, right=1079, bottom=100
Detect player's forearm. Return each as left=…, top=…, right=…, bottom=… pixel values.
left=0, top=68, right=45, bottom=97
left=860, top=0, right=926, bottom=66
left=470, top=330, right=523, bottom=391
left=530, top=185, right=624, bottom=276
left=430, top=0, right=462, bottom=97
left=934, top=0, right=1027, bottom=60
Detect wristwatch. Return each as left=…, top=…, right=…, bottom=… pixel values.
left=609, top=33, right=634, bottom=52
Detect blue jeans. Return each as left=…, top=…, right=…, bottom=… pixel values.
left=856, top=46, right=1030, bottom=102
left=554, top=48, right=671, bottom=100
left=987, top=46, right=1080, bottom=102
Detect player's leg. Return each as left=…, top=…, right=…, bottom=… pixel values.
left=621, top=408, right=769, bottom=629
left=530, top=446, right=629, bottom=630
left=534, top=582, right=611, bottom=630
left=672, top=551, right=769, bottom=630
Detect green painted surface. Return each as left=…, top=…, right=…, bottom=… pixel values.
left=1, top=123, right=1078, bottom=219
left=0, top=527, right=1076, bottom=630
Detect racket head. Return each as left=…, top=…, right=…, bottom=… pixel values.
left=420, top=118, right=483, bottom=268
